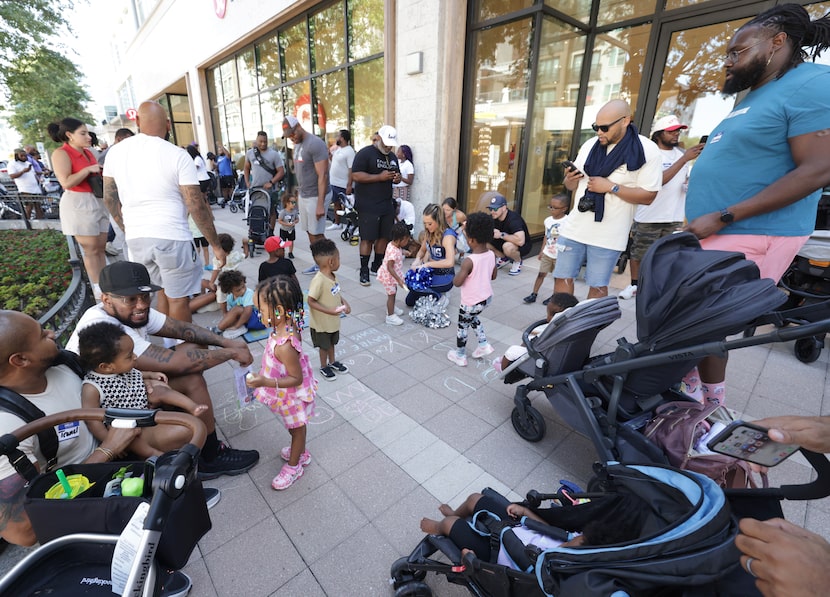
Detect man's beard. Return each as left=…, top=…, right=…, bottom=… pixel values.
left=15, top=156, right=28, bottom=162
left=722, top=55, right=767, bottom=95
left=111, top=309, right=148, bottom=329
left=662, top=136, right=680, bottom=148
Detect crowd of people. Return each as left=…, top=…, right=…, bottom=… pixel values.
left=2, top=4, right=830, bottom=595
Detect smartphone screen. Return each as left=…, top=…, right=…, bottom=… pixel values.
left=706, top=421, right=799, bottom=467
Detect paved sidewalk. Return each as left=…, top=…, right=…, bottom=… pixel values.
left=2, top=206, right=829, bottom=595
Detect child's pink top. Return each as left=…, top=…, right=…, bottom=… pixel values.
left=377, top=243, right=403, bottom=286
left=460, top=250, right=496, bottom=306
left=255, top=333, right=317, bottom=408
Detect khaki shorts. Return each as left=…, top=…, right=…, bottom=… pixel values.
left=59, top=190, right=110, bottom=236
left=539, top=252, right=556, bottom=274
left=126, top=238, right=203, bottom=299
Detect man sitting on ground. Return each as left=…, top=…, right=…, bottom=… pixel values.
left=486, top=194, right=531, bottom=276
left=65, top=261, right=260, bottom=480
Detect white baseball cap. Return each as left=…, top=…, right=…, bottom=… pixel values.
left=650, top=115, right=688, bottom=135
left=377, top=125, right=398, bottom=147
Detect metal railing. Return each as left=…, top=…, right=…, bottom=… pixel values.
left=38, top=235, right=94, bottom=347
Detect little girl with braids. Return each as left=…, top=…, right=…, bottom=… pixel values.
left=245, top=274, right=318, bottom=490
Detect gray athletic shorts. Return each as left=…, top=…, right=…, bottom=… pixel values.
left=126, top=238, right=203, bottom=299
left=299, top=191, right=332, bottom=236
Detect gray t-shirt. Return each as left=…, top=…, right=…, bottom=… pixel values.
left=294, top=133, right=329, bottom=198
left=246, top=146, right=284, bottom=189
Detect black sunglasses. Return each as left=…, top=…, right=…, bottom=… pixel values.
left=592, top=116, right=625, bottom=133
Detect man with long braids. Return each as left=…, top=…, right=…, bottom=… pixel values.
left=683, top=3, right=830, bottom=407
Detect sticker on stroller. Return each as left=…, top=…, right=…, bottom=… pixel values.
left=56, top=421, right=80, bottom=442
left=111, top=501, right=150, bottom=594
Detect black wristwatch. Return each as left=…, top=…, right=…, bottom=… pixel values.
left=719, top=209, right=734, bottom=224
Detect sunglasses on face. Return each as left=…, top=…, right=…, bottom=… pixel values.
left=591, top=116, right=625, bottom=133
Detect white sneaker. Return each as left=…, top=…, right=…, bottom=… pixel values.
left=509, top=261, right=522, bottom=276
left=471, top=344, right=494, bottom=359
left=326, top=222, right=341, bottom=230
left=223, top=326, right=248, bottom=339
left=394, top=306, right=403, bottom=316
left=619, top=284, right=637, bottom=300
left=104, top=242, right=120, bottom=256
left=386, top=314, right=404, bottom=326
left=446, top=350, right=467, bottom=367
left=196, top=301, right=221, bottom=313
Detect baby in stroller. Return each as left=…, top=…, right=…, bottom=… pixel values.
left=419, top=487, right=642, bottom=569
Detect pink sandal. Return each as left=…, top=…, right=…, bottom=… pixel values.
left=271, top=463, right=303, bottom=490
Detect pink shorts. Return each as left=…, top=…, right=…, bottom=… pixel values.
left=700, top=234, right=808, bottom=283
left=379, top=274, right=398, bottom=296
left=276, top=397, right=315, bottom=429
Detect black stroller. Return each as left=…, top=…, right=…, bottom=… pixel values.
left=336, top=192, right=359, bottom=245
left=245, top=188, right=273, bottom=257
left=0, top=408, right=211, bottom=596
left=392, top=454, right=830, bottom=596
left=227, top=173, right=247, bottom=213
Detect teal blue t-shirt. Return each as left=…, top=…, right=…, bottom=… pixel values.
left=686, top=62, right=830, bottom=236
left=227, top=288, right=255, bottom=308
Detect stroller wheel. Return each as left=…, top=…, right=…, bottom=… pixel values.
left=229, top=203, right=238, bottom=214
left=511, top=406, right=546, bottom=442
left=390, top=557, right=427, bottom=588
left=794, top=336, right=823, bottom=364
left=341, top=229, right=350, bottom=242
left=394, top=581, right=432, bottom=597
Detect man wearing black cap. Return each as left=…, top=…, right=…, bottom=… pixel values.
left=486, top=194, right=531, bottom=276
left=66, top=261, right=260, bottom=479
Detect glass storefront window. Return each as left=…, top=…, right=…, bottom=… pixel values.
left=582, top=23, right=651, bottom=142
left=521, top=17, right=586, bottom=234
left=259, top=90, right=283, bottom=142
left=219, top=61, right=237, bottom=103
left=312, top=1, right=345, bottom=72
left=348, top=0, right=384, bottom=60
left=281, top=20, right=310, bottom=81
left=476, top=0, right=534, bottom=21
left=465, top=18, right=532, bottom=211
left=544, top=0, right=592, bottom=24
left=316, top=69, right=349, bottom=142
left=256, top=34, right=281, bottom=91
left=351, top=58, right=385, bottom=148
left=240, top=95, right=262, bottom=148
left=283, top=80, right=313, bottom=134
left=237, top=49, right=258, bottom=97
left=597, top=0, right=655, bottom=26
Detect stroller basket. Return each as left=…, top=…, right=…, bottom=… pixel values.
left=0, top=408, right=210, bottom=596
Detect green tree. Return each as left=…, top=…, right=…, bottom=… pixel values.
left=0, top=0, right=76, bottom=85
left=5, top=47, right=93, bottom=148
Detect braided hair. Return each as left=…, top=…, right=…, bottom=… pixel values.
left=743, top=3, right=830, bottom=74
left=255, top=274, right=304, bottom=328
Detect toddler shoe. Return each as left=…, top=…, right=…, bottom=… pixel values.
left=223, top=326, right=248, bottom=339
left=394, top=306, right=404, bottom=316
left=330, top=361, right=349, bottom=373
left=320, top=365, right=336, bottom=381
left=619, top=284, right=637, bottom=300
left=523, top=293, right=537, bottom=304
left=280, top=447, right=312, bottom=467
left=447, top=350, right=467, bottom=367
left=271, top=463, right=303, bottom=490
left=288, top=252, right=295, bottom=259
left=491, top=357, right=503, bottom=372
left=471, top=344, right=494, bottom=359
left=386, top=314, right=404, bottom=326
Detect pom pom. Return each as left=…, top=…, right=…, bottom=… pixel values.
left=409, top=295, right=451, bottom=328
left=405, top=267, right=434, bottom=293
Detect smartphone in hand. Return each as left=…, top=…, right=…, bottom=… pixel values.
left=707, top=420, right=799, bottom=467
left=699, top=135, right=709, bottom=145
left=561, top=160, right=586, bottom=177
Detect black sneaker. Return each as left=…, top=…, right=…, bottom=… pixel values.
left=288, top=252, right=294, bottom=259
left=359, top=268, right=370, bottom=287
left=523, top=293, right=537, bottom=304
left=198, top=443, right=259, bottom=480
left=320, top=365, right=337, bottom=381
left=330, top=361, right=349, bottom=373
left=204, top=487, right=221, bottom=510
left=159, top=570, right=192, bottom=597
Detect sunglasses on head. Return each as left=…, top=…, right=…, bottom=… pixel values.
left=591, top=116, right=625, bottom=133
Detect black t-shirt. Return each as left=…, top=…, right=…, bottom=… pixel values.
left=494, top=209, right=532, bottom=256
left=258, top=258, right=297, bottom=283
left=352, top=144, right=398, bottom=216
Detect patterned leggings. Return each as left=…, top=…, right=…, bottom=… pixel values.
left=456, top=299, right=489, bottom=349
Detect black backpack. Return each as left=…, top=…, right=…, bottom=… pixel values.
left=0, top=350, right=84, bottom=481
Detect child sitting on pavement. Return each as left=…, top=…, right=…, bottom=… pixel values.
left=78, top=321, right=208, bottom=458
left=493, top=292, right=578, bottom=372
left=378, top=221, right=411, bottom=326
left=209, top=270, right=266, bottom=339
left=190, top=232, right=245, bottom=314
left=524, top=194, right=568, bottom=304
left=447, top=212, right=497, bottom=367
left=259, top=236, right=297, bottom=284
left=307, top=239, right=351, bottom=381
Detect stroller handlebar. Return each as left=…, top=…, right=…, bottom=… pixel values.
left=727, top=448, right=830, bottom=501
left=0, top=408, right=207, bottom=456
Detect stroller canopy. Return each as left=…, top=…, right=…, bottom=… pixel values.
left=537, top=462, right=738, bottom=596
left=636, top=232, right=787, bottom=350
